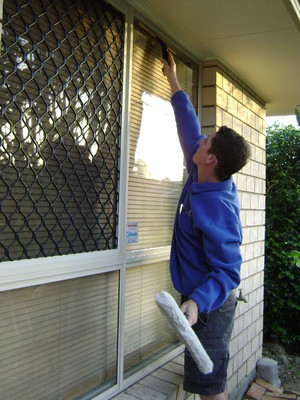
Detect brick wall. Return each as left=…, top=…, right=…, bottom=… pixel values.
left=202, top=60, right=266, bottom=396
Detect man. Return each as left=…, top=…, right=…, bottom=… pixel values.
left=161, top=52, right=251, bottom=400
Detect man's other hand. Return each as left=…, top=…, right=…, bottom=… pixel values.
left=180, top=299, right=198, bottom=326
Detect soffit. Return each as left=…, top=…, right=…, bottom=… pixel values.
left=127, top=0, right=300, bottom=116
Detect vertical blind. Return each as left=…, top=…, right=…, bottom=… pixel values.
left=0, top=271, right=119, bottom=399
left=0, top=0, right=124, bottom=261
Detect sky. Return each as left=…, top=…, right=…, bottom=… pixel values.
left=265, top=114, right=299, bottom=128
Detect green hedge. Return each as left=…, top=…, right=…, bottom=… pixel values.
left=264, top=123, right=300, bottom=351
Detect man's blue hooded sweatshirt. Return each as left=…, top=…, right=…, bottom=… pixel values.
left=170, top=90, right=242, bottom=314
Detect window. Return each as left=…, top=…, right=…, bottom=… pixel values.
left=0, top=272, right=119, bottom=399
left=0, top=0, right=124, bottom=261
left=123, top=22, right=198, bottom=375
left=127, top=22, right=198, bottom=250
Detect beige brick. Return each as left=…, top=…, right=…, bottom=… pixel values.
left=202, top=86, right=216, bottom=106
left=256, top=116, right=263, bottom=132
left=257, top=257, right=265, bottom=272
left=216, top=87, right=228, bottom=109
left=239, top=330, right=249, bottom=350
left=254, top=242, right=264, bottom=258
left=257, top=286, right=264, bottom=302
left=202, top=67, right=217, bottom=86
left=251, top=128, right=259, bottom=144
left=238, top=103, right=247, bottom=123
left=247, top=353, right=257, bottom=375
left=227, top=372, right=238, bottom=394
left=247, top=176, right=255, bottom=192
left=244, top=243, right=254, bottom=261
left=248, top=289, right=259, bottom=308
left=233, top=315, right=244, bottom=337
left=251, top=161, right=259, bottom=177
left=258, top=106, right=266, bottom=119
left=229, top=335, right=239, bottom=356
left=255, top=147, right=265, bottom=164
left=246, top=210, right=256, bottom=226
left=243, top=123, right=252, bottom=142
left=259, top=133, right=266, bottom=149
left=237, top=174, right=247, bottom=191
left=238, top=362, right=247, bottom=385
left=248, top=225, right=257, bottom=242
left=240, top=261, right=250, bottom=280
left=244, top=276, right=252, bottom=293
left=255, top=316, right=264, bottom=336
left=252, top=272, right=260, bottom=288
left=243, top=340, right=252, bottom=362
left=248, top=322, right=257, bottom=341
left=247, top=109, right=256, bottom=128
left=232, top=84, right=243, bottom=103
left=227, top=358, right=234, bottom=377
left=241, top=192, right=251, bottom=209
left=240, top=244, right=246, bottom=260
left=253, top=101, right=261, bottom=116
left=251, top=303, right=260, bottom=323
left=242, top=91, right=253, bottom=108
left=259, top=193, right=266, bottom=211
left=242, top=160, right=251, bottom=175
left=243, top=309, right=253, bottom=329
left=223, top=75, right=233, bottom=95
left=250, top=194, right=259, bottom=210
left=252, top=334, right=260, bottom=354
left=223, top=111, right=233, bottom=128
left=259, top=332, right=263, bottom=349
left=255, top=178, right=265, bottom=195
left=257, top=163, right=266, bottom=179
left=233, top=116, right=243, bottom=133
left=202, top=106, right=216, bottom=126
left=216, top=70, right=223, bottom=87
left=228, top=96, right=238, bottom=117
left=242, top=226, right=251, bottom=243
left=256, top=347, right=263, bottom=365
left=233, top=350, right=243, bottom=372
left=240, top=210, right=246, bottom=226
left=237, top=294, right=250, bottom=315
left=257, top=225, right=265, bottom=240
left=216, top=106, right=223, bottom=126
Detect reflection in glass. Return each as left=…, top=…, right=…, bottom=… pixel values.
left=134, top=92, right=184, bottom=182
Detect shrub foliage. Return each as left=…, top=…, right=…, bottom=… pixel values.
left=264, top=123, right=300, bottom=351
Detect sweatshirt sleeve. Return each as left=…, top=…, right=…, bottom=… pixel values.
left=189, top=195, right=242, bottom=313
left=171, top=90, right=205, bottom=173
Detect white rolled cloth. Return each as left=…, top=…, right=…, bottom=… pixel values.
left=155, top=291, right=213, bottom=374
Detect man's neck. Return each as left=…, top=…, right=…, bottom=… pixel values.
left=197, top=168, right=220, bottom=183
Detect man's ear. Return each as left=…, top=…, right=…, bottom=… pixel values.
left=206, top=153, right=217, bottom=165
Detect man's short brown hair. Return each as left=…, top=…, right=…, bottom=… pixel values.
left=209, top=126, right=251, bottom=181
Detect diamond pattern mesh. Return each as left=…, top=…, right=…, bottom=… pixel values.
left=0, top=0, right=124, bottom=261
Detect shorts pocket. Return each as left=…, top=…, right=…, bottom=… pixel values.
left=218, top=291, right=237, bottom=313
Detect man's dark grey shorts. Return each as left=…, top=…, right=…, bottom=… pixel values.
left=183, top=291, right=237, bottom=396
